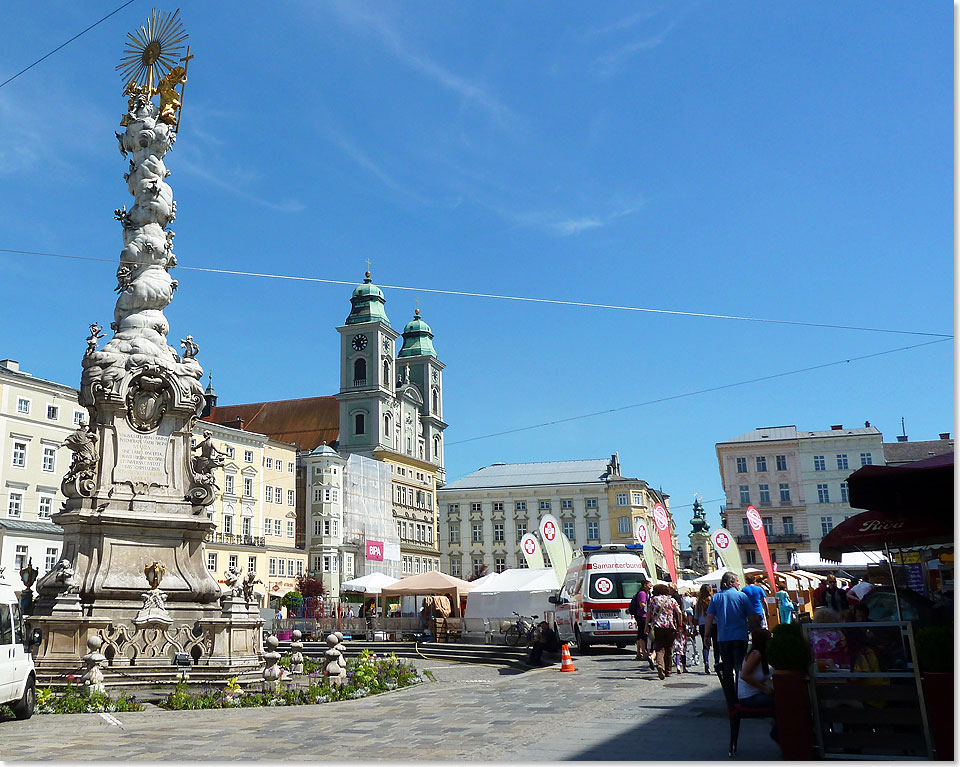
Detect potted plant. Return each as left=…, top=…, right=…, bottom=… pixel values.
left=767, top=622, right=816, bottom=760
left=916, top=625, right=952, bottom=760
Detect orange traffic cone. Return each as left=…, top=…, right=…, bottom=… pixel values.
left=559, top=642, right=576, bottom=672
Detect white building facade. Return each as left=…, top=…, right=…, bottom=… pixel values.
left=797, top=424, right=884, bottom=549
left=0, top=360, right=86, bottom=590
left=716, top=422, right=886, bottom=565
left=438, top=457, right=674, bottom=579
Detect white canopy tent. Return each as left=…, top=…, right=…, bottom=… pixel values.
left=692, top=567, right=736, bottom=587
left=463, top=568, right=559, bottom=632
left=339, top=572, right=400, bottom=595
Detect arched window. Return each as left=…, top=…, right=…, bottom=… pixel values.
left=383, top=413, right=391, bottom=437
left=432, top=389, right=439, bottom=412
left=433, top=435, right=441, bottom=460
left=382, top=360, right=390, bottom=386
left=353, top=358, right=366, bottom=385
left=354, top=412, right=365, bottom=435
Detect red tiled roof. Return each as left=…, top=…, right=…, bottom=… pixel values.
left=203, top=396, right=339, bottom=451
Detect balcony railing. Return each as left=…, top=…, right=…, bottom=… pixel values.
left=736, top=533, right=804, bottom=545
left=353, top=378, right=366, bottom=387
left=205, top=532, right=266, bottom=548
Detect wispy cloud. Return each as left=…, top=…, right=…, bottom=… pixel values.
left=177, top=155, right=305, bottom=213
left=325, top=128, right=430, bottom=204
left=507, top=195, right=645, bottom=237
left=326, top=0, right=518, bottom=129
left=594, top=17, right=681, bottom=75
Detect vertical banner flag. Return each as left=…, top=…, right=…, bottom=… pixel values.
left=634, top=518, right=658, bottom=583
left=652, top=503, right=678, bottom=584
left=539, top=514, right=570, bottom=583
left=710, top=527, right=745, bottom=586
left=745, top=505, right=777, bottom=589
left=519, top=533, right=545, bottom=570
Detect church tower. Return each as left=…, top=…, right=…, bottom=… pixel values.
left=398, top=307, right=447, bottom=480
left=336, top=271, right=400, bottom=456
left=688, top=496, right=716, bottom=574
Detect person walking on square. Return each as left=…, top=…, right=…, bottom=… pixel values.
left=741, top=574, right=769, bottom=629
left=694, top=584, right=715, bottom=674
left=704, top=572, right=760, bottom=689
left=628, top=577, right=654, bottom=669
left=646, top=584, right=683, bottom=680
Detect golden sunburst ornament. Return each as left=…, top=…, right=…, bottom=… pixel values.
left=116, top=8, right=188, bottom=93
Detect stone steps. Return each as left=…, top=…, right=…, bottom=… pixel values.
left=278, top=639, right=531, bottom=669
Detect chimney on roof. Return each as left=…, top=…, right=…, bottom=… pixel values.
left=609, top=453, right=621, bottom=478
left=831, top=425, right=843, bottom=430
left=0, top=360, right=20, bottom=372
left=896, top=436, right=909, bottom=442
left=940, top=433, right=951, bottom=440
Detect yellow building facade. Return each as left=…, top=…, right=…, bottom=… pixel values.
left=197, top=421, right=305, bottom=609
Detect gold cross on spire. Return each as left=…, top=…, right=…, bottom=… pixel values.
left=365, top=258, right=371, bottom=271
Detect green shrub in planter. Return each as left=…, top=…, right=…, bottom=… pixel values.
left=916, top=626, right=953, bottom=673
left=767, top=622, right=811, bottom=672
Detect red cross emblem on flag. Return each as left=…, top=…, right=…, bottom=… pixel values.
left=524, top=539, right=536, bottom=555
left=715, top=532, right=730, bottom=549
left=543, top=521, right=556, bottom=541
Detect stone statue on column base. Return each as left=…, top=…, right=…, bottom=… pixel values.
left=134, top=561, right=173, bottom=628
left=51, top=559, right=83, bottom=615
left=289, top=630, right=304, bottom=675
left=81, top=636, right=107, bottom=695
left=262, top=634, right=282, bottom=693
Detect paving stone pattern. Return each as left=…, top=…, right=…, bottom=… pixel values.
left=1, top=650, right=781, bottom=761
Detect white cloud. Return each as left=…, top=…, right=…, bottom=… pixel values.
left=326, top=1, right=518, bottom=129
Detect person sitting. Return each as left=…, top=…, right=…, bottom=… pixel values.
left=528, top=621, right=562, bottom=666
left=738, top=629, right=778, bottom=740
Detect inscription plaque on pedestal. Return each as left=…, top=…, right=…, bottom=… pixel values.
left=114, top=429, right=171, bottom=486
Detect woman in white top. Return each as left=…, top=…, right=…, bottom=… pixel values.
left=738, top=628, right=775, bottom=708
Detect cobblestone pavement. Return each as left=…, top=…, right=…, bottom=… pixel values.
left=1, top=648, right=781, bottom=761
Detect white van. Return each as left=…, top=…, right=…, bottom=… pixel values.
left=0, top=574, right=38, bottom=719
left=551, top=544, right=648, bottom=654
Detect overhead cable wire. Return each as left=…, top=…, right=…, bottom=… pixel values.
left=0, top=1, right=138, bottom=91
left=0, top=248, right=952, bottom=339
left=446, top=338, right=951, bottom=446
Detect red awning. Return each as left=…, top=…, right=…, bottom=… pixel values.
left=846, top=452, right=954, bottom=514
left=819, top=508, right=954, bottom=562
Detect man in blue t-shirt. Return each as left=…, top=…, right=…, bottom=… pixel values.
left=704, top=572, right=760, bottom=689
left=740, top=574, right=769, bottom=629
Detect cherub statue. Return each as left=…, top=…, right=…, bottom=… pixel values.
left=62, top=428, right=99, bottom=484
left=85, top=323, right=104, bottom=354
left=180, top=335, right=199, bottom=359
left=115, top=263, right=133, bottom=294
left=154, top=66, right=186, bottom=126
left=55, top=559, right=79, bottom=595
left=120, top=79, right=152, bottom=126
left=223, top=563, right=243, bottom=597
left=192, top=430, right=226, bottom=476
left=241, top=570, right=263, bottom=604
left=113, top=206, right=133, bottom=229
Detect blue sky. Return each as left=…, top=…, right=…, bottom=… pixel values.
left=0, top=1, right=953, bottom=534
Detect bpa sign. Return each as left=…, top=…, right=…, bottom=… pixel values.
left=365, top=540, right=384, bottom=561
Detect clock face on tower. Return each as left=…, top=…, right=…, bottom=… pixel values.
left=352, top=334, right=368, bottom=351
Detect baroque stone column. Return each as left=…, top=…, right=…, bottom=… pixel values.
left=29, top=15, right=263, bottom=683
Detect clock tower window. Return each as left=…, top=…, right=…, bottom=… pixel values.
left=382, top=360, right=390, bottom=386
left=354, top=412, right=366, bottom=436
left=353, top=357, right=367, bottom=386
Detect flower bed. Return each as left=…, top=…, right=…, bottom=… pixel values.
left=160, top=651, right=425, bottom=710
left=34, top=683, right=144, bottom=715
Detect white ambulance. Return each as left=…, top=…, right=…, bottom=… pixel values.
left=0, top=573, right=38, bottom=720
left=550, top=543, right=649, bottom=654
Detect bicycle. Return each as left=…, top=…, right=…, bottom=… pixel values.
left=502, top=612, right=539, bottom=647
